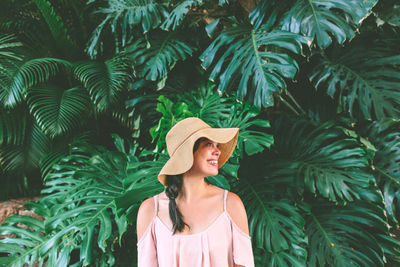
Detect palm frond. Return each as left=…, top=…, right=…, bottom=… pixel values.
left=309, top=37, right=400, bottom=120
left=0, top=34, right=23, bottom=107
left=0, top=108, right=26, bottom=146
left=33, top=0, right=79, bottom=56
left=0, top=58, right=72, bottom=108
left=27, top=85, right=89, bottom=138
left=74, top=56, right=131, bottom=112
left=280, top=0, right=377, bottom=48
left=0, top=109, right=51, bottom=172
left=200, top=24, right=310, bottom=108
left=0, top=34, right=23, bottom=62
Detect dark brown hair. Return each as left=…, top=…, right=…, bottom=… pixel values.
left=165, top=137, right=208, bottom=234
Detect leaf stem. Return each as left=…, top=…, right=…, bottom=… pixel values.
left=277, top=94, right=299, bottom=115
left=374, top=166, right=400, bottom=186
left=285, top=90, right=306, bottom=114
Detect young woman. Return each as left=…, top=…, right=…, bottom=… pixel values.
left=136, top=117, right=254, bottom=267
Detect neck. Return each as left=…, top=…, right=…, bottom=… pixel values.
left=178, top=172, right=209, bottom=203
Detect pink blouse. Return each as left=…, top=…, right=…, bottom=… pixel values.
left=137, top=189, right=255, bottom=267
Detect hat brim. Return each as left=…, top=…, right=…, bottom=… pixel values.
left=158, top=127, right=239, bottom=186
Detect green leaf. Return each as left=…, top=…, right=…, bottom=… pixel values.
left=149, top=95, right=193, bottom=153
left=306, top=200, right=399, bottom=267
left=74, top=56, right=131, bottom=112
left=361, top=119, right=400, bottom=226
left=27, top=86, right=89, bottom=138
left=219, top=102, right=274, bottom=158
left=33, top=0, right=79, bottom=56
left=178, top=82, right=231, bottom=124
left=126, top=33, right=194, bottom=83
left=162, top=0, right=202, bottom=31
left=231, top=176, right=307, bottom=265
left=87, top=0, right=168, bottom=57
left=0, top=58, right=72, bottom=107
left=271, top=117, right=374, bottom=202
left=0, top=109, right=51, bottom=173
left=249, top=0, right=293, bottom=30
left=281, top=0, right=378, bottom=48
left=200, top=24, right=310, bottom=108
left=309, top=37, right=400, bottom=120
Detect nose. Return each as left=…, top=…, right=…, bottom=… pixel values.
left=213, top=144, right=221, bottom=156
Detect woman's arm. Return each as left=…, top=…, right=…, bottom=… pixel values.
left=137, top=197, right=158, bottom=267
left=137, top=197, right=155, bottom=241
left=227, top=192, right=254, bottom=267
left=226, top=192, right=250, bottom=235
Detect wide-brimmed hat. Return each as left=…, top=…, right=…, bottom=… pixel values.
left=158, top=117, right=239, bottom=186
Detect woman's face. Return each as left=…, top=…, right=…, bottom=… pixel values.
left=190, top=138, right=221, bottom=177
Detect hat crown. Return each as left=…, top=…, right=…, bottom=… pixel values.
left=166, top=117, right=210, bottom=156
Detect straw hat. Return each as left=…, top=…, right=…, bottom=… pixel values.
left=158, top=117, right=239, bottom=186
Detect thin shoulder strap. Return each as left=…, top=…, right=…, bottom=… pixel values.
left=223, top=189, right=228, bottom=212
left=153, top=194, right=159, bottom=216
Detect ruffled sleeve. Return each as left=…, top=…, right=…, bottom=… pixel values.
left=231, top=219, right=255, bottom=267
left=137, top=218, right=158, bottom=267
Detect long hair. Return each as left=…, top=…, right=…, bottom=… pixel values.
left=165, top=137, right=208, bottom=234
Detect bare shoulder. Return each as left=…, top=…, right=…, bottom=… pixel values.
left=136, top=196, right=156, bottom=241
left=226, top=191, right=250, bottom=235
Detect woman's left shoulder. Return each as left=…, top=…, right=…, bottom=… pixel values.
left=226, top=191, right=249, bottom=235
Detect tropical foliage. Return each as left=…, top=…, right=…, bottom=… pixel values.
left=1, top=0, right=400, bottom=266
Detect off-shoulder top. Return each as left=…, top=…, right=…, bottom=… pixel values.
left=137, top=189, right=255, bottom=267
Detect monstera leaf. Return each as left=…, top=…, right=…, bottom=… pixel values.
left=281, top=0, right=377, bottom=48
left=87, top=0, right=168, bottom=57
left=149, top=95, right=193, bottom=153
left=306, top=199, right=400, bottom=266
left=178, top=82, right=232, bottom=125
left=249, top=0, right=294, bottom=30
left=200, top=24, right=310, bottom=108
left=162, top=0, right=202, bottom=31
left=309, top=37, right=400, bottom=120
left=271, top=117, right=374, bottom=202
left=0, top=141, right=136, bottom=266
left=231, top=174, right=307, bottom=266
left=219, top=102, right=274, bottom=158
left=361, top=119, right=400, bottom=225
left=126, top=33, right=194, bottom=83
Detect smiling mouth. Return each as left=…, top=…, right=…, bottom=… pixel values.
left=207, top=160, right=218, bottom=166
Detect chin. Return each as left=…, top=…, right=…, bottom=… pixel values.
left=206, top=170, right=218, bottom=177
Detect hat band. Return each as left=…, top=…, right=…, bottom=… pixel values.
left=169, top=125, right=210, bottom=156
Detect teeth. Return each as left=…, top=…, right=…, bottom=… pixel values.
left=208, top=160, right=217, bottom=165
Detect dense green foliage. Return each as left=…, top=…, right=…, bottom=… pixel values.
left=1, top=0, right=400, bottom=266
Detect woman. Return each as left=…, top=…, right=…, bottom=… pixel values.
left=136, top=117, right=254, bottom=267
